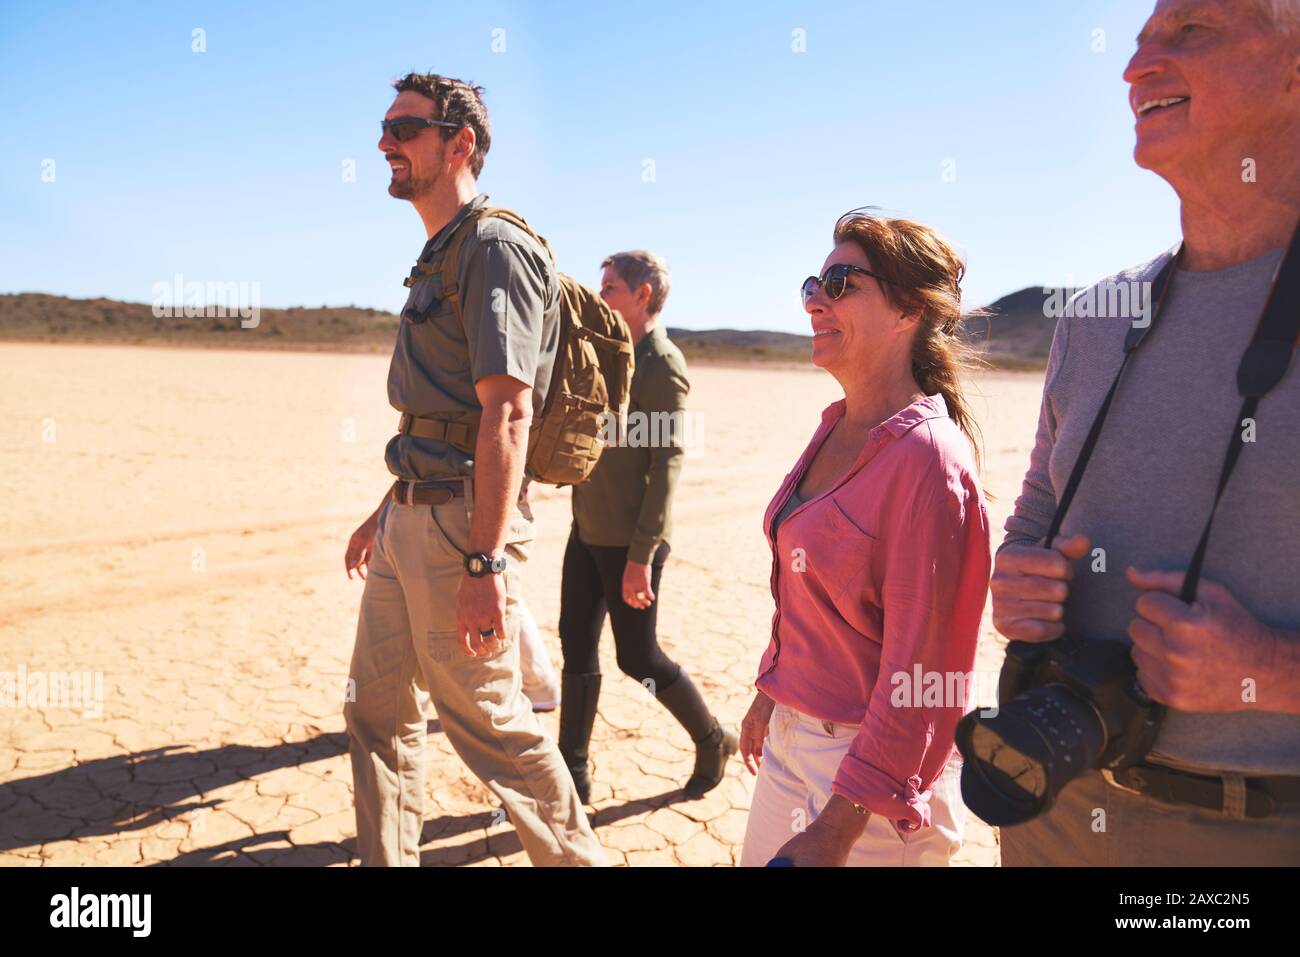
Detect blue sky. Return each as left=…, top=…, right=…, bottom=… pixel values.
left=0, top=0, right=1179, bottom=333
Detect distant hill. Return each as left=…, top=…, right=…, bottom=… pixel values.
left=961, top=285, right=1076, bottom=370
left=0, top=293, right=401, bottom=353
left=664, top=327, right=813, bottom=363
left=0, top=290, right=1070, bottom=369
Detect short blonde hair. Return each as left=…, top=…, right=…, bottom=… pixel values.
left=601, top=250, right=671, bottom=316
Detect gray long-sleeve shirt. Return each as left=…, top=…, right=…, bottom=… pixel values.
left=1004, top=244, right=1300, bottom=775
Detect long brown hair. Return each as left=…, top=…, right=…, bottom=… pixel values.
left=832, top=208, right=986, bottom=469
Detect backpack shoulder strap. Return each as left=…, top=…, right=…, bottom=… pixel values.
left=439, top=206, right=558, bottom=315
left=437, top=208, right=486, bottom=315
left=477, top=206, right=558, bottom=265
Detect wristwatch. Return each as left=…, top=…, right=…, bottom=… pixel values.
left=464, top=552, right=507, bottom=577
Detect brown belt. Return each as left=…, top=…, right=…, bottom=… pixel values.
left=397, top=412, right=477, bottom=453
left=1106, top=763, right=1300, bottom=819
left=390, top=478, right=467, bottom=506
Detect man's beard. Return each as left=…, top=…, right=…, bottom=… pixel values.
left=388, top=167, right=438, bottom=200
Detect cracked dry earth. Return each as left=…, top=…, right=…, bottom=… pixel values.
left=0, top=342, right=1043, bottom=866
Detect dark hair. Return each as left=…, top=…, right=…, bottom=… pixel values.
left=833, top=208, right=986, bottom=469
left=392, top=73, right=491, bottom=178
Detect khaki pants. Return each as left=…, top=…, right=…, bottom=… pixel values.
left=343, top=490, right=605, bottom=866
left=1000, top=765, right=1300, bottom=866
left=739, top=702, right=966, bottom=866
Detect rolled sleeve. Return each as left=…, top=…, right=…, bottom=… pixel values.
left=830, top=468, right=991, bottom=830
left=628, top=354, right=689, bottom=564
left=459, top=238, right=550, bottom=387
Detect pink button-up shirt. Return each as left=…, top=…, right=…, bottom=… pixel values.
left=756, top=393, right=991, bottom=832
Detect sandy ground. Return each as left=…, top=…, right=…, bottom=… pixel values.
left=0, top=341, right=1044, bottom=866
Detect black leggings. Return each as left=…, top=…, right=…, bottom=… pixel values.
left=558, top=526, right=681, bottom=691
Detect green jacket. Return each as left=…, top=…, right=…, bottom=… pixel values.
left=571, top=323, right=689, bottom=563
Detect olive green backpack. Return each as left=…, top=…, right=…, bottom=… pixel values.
left=404, top=206, right=634, bottom=486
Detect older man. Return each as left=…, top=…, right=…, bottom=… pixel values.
left=991, top=0, right=1300, bottom=865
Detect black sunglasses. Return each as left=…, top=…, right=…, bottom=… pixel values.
left=801, top=263, right=889, bottom=306
left=381, top=116, right=461, bottom=142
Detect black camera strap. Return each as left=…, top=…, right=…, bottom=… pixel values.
left=1041, top=248, right=1183, bottom=550
left=1042, top=223, right=1300, bottom=604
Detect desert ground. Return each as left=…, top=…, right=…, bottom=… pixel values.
left=0, top=341, right=1044, bottom=866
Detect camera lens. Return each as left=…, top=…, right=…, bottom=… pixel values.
left=956, top=683, right=1107, bottom=826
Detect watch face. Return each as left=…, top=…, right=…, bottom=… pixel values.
left=465, top=553, right=503, bottom=576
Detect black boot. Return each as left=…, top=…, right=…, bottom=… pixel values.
left=654, top=673, right=739, bottom=798
left=558, top=672, right=601, bottom=804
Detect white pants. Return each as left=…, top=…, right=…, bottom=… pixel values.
left=517, top=600, right=561, bottom=709
left=740, top=702, right=966, bottom=866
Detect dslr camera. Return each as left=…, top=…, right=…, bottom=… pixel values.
left=954, top=636, right=1163, bottom=826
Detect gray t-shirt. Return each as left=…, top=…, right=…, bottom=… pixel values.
left=1004, top=244, right=1300, bottom=775
left=385, top=193, right=561, bottom=481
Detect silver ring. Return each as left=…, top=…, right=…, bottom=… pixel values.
left=479, top=627, right=496, bottom=638
left=635, top=592, right=647, bottom=600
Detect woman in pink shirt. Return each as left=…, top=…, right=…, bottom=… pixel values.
left=739, top=210, right=992, bottom=867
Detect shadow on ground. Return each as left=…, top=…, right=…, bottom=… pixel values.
left=3, top=722, right=697, bottom=866
left=1, top=732, right=352, bottom=854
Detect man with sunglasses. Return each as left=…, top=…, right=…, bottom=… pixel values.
left=341, top=73, right=605, bottom=866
